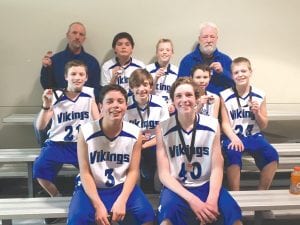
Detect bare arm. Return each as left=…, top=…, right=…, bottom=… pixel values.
left=77, top=130, right=110, bottom=225
left=220, top=98, right=244, bottom=152
left=142, top=136, right=156, bottom=149
left=251, top=98, right=268, bottom=130
left=206, top=125, right=223, bottom=208
left=156, top=124, right=219, bottom=223
left=212, top=95, right=220, bottom=119
left=111, top=133, right=143, bottom=222
left=36, top=89, right=54, bottom=130
left=156, top=125, right=196, bottom=201
left=151, top=68, right=165, bottom=94
left=91, top=99, right=100, bottom=120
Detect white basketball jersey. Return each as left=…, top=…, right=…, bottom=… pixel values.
left=146, top=62, right=178, bottom=103
left=81, top=120, right=140, bottom=188
left=198, top=91, right=218, bottom=117
left=101, top=57, right=145, bottom=92
left=48, top=86, right=94, bottom=142
left=160, top=114, right=218, bottom=187
left=220, top=87, right=265, bottom=136
left=124, top=94, right=169, bottom=138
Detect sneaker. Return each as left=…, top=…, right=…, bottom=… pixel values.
left=44, top=217, right=66, bottom=224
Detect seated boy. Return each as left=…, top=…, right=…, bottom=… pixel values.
left=124, top=68, right=169, bottom=193
left=33, top=60, right=99, bottom=223
left=220, top=57, right=278, bottom=192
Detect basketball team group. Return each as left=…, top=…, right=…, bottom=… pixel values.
left=33, top=21, right=279, bottom=225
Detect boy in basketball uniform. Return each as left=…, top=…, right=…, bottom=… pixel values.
left=67, top=84, right=155, bottom=225
left=146, top=38, right=178, bottom=113
left=156, top=77, right=242, bottom=225
left=101, top=32, right=145, bottom=94
left=124, top=69, right=169, bottom=193
left=220, top=57, right=278, bottom=191
left=33, top=60, right=99, bottom=224
left=191, top=64, right=220, bottom=118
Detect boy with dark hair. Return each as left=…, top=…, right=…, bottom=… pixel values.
left=101, top=32, right=145, bottom=94
left=67, top=84, right=155, bottom=225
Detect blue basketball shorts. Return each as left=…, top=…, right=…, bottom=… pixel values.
left=222, top=133, right=279, bottom=170
left=157, top=182, right=242, bottom=225
left=67, top=183, right=155, bottom=225
left=33, top=141, right=78, bottom=182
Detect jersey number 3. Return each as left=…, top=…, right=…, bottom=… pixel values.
left=105, top=169, right=115, bottom=187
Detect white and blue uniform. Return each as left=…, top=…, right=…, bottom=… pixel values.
left=221, top=87, right=264, bottom=137
left=157, top=114, right=242, bottom=225
left=33, top=87, right=94, bottom=182
left=82, top=119, right=140, bottom=188
left=146, top=62, right=178, bottom=103
left=220, top=87, right=278, bottom=170
left=101, top=57, right=145, bottom=93
left=198, top=91, right=218, bottom=117
left=48, top=86, right=94, bottom=142
left=124, top=94, right=169, bottom=192
left=67, top=119, right=155, bottom=225
left=124, top=94, right=169, bottom=138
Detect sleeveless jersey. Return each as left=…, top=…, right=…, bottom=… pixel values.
left=198, top=91, right=218, bottom=117
left=160, top=114, right=218, bottom=187
left=220, top=86, right=265, bottom=137
left=101, top=57, right=145, bottom=92
left=80, top=120, right=140, bottom=188
left=146, top=62, right=178, bottom=103
left=48, top=86, right=94, bottom=142
left=124, top=94, right=169, bottom=138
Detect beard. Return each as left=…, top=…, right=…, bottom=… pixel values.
left=69, top=41, right=82, bottom=50
left=199, top=44, right=216, bottom=56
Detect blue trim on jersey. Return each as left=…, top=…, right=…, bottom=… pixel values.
left=127, top=103, right=138, bottom=110
left=79, top=92, right=92, bottom=98
left=86, top=130, right=104, bottom=141
left=86, top=129, right=137, bottom=142
left=53, top=99, right=60, bottom=106
left=164, top=125, right=178, bottom=137
left=119, top=130, right=137, bottom=139
left=164, top=115, right=215, bottom=136
left=108, top=57, right=132, bottom=69
left=108, top=63, right=118, bottom=70
left=149, top=62, right=177, bottom=75
left=224, top=93, right=237, bottom=102
left=127, top=95, right=162, bottom=110
left=107, top=57, right=143, bottom=71
left=252, top=92, right=263, bottom=99
left=181, top=123, right=215, bottom=135
left=149, top=62, right=159, bottom=73
left=224, top=89, right=263, bottom=103
left=127, top=104, right=137, bottom=110
left=149, top=101, right=162, bottom=108
left=129, top=62, right=143, bottom=69
left=54, top=92, right=92, bottom=105
left=196, top=123, right=215, bottom=133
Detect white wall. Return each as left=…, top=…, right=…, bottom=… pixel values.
left=0, top=0, right=299, bottom=147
